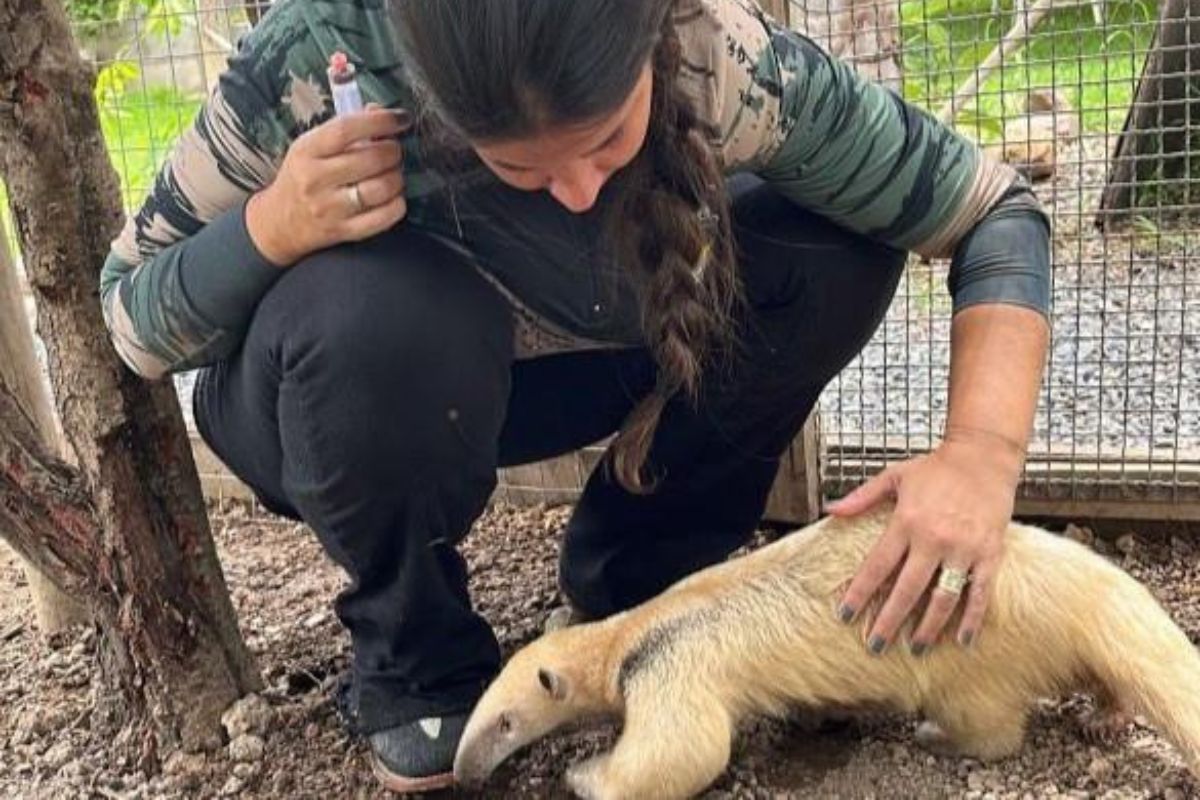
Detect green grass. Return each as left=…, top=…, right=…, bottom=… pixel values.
left=900, top=0, right=1160, bottom=141
left=98, top=83, right=204, bottom=210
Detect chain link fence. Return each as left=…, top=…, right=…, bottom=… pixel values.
left=4, top=0, right=1197, bottom=522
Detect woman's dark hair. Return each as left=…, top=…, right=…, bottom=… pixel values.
left=392, top=0, right=740, bottom=493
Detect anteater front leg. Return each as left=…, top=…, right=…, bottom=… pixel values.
left=919, top=689, right=1030, bottom=761
left=566, top=688, right=733, bottom=800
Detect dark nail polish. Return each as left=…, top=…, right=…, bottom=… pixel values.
left=390, top=108, right=414, bottom=129
left=910, top=641, right=928, bottom=657
left=838, top=604, right=856, bottom=623
left=868, top=634, right=887, bottom=655
left=960, top=630, right=975, bottom=648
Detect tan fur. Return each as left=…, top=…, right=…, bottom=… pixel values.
left=454, top=508, right=1200, bottom=799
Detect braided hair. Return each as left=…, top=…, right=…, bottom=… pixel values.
left=392, top=0, right=741, bottom=493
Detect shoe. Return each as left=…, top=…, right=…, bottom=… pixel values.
left=368, top=712, right=469, bottom=793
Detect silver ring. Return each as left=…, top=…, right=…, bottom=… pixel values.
left=346, top=182, right=365, bottom=213
left=936, top=565, right=971, bottom=596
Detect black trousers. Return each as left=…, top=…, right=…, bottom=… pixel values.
left=193, top=176, right=905, bottom=733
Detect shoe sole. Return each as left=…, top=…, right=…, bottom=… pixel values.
left=371, top=752, right=455, bottom=794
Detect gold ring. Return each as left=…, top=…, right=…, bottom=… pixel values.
left=936, top=566, right=971, bottom=595
left=347, top=183, right=365, bottom=212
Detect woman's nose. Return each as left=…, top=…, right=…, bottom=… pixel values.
left=547, top=163, right=607, bottom=213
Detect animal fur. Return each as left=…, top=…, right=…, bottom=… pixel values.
left=454, top=507, right=1200, bottom=799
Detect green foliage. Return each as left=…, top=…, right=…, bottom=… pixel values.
left=95, top=63, right=202, bottom=207
left=65, top=0, right=123, bottom=25
left=66, top=0, right=208, bottom=210
left=899, top=0, right=1161, bottom=141
left=68, top=0, right=196, bottom=38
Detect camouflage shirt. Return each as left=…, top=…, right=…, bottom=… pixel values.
left=100, top=0, right=1051, bottom=380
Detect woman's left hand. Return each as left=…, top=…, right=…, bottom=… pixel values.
left=824, top=430, right=1024, bottom=655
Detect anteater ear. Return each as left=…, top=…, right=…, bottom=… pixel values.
left=537, top=668, right=567, bottom=700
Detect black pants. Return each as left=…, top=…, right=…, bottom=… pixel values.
left=193, top=177, right=905, bottom=733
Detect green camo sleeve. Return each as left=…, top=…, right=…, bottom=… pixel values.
left=681, top=0, right=1050, bottom=315
left=100, top=0, right=327, bottom=378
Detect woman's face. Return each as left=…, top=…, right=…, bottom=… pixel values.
left=471, top=63, right=654, bottom=214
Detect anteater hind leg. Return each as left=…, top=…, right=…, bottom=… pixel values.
left=919, top=691, right=1030, bottom=761
left=566, top=688, right=733, bottom=800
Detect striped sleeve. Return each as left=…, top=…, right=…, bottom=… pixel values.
left=100, top=0, right=325, bottom=378
left=680, top=0, right=1051, bottom=315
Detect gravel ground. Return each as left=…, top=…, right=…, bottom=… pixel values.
left=2, top=501, right=1198, bottom=799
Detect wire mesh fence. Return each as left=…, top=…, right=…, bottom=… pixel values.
left=4, top=0, right=1198, bottom=521
left=785, top=0, right=1199, bottom=516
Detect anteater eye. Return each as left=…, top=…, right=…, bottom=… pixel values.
left=498, top=713, right=513, bottom=735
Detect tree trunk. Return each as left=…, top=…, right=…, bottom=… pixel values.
left=0, top=223, right=87, bottom=634
left=1099, top=0, right=1200, bottom=224
left=0, top=0, right=260, bottom=761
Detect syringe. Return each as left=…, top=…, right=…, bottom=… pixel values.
left=327, top=51, right=364, bottom=116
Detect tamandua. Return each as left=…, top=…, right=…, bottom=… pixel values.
left=454, top=506, right=1200, bottom=799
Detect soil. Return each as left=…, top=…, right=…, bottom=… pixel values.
left=1, top=501, right=1198, bottom=799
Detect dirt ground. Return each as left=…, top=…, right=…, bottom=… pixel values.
left=1, top=501, right=1198, bottom=799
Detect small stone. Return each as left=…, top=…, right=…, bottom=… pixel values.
left=11, top=715, right=38, bottom=746
left=302, top=611, right=328, bottom=630
left=1164, top=789, right=1185, bottom=800
left=171, top=770, right=203, bottom=792
left=1063, top=523, right=1095, bottom=547
left=271, top=771, right=294, bottom=793
left=22, top=708, right=72, bottom=749
left=221, top=694, right=275, bottom=739
left=1087, top=756, right=1113, bottom=781
left=228, top=734, right=265, bottom=763
left=1115, top=534, right=1137, bottom=555
left=219, top=775, right=244, bottom=797
left=121, top=771, right=147, bottom=790
left=967, top=771, right=986, bottom=791
left=41, top=740, right=73, bottom=770
left=232, top=761, right=259, bottom=780
left=303, top=723, right=320, bottom=740
left=164, top=750, right=206, bottom=775
left=58, top=759, right=88, bottom=783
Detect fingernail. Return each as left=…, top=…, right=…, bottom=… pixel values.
left=390, top=108, right=414, bottom=129
left=960, top=630, right=975, bottom=648
left=868, top=634, right=887, bottom=655
left=838, top=603, right=856, bottom=623
left=910, top=641, right=928, bottom=657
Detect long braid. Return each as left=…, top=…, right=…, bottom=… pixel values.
left=607, top=5, right=741, bottom=493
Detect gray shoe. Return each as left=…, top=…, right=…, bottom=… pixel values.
left=368, top=712, right=468, bottom=794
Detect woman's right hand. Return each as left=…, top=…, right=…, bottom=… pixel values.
left=246, top=107, right=411, bottom=267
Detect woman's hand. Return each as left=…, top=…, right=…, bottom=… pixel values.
left=247, top=106, right=411, bottom=267
left=825, top=428, right=1024, bottom=654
